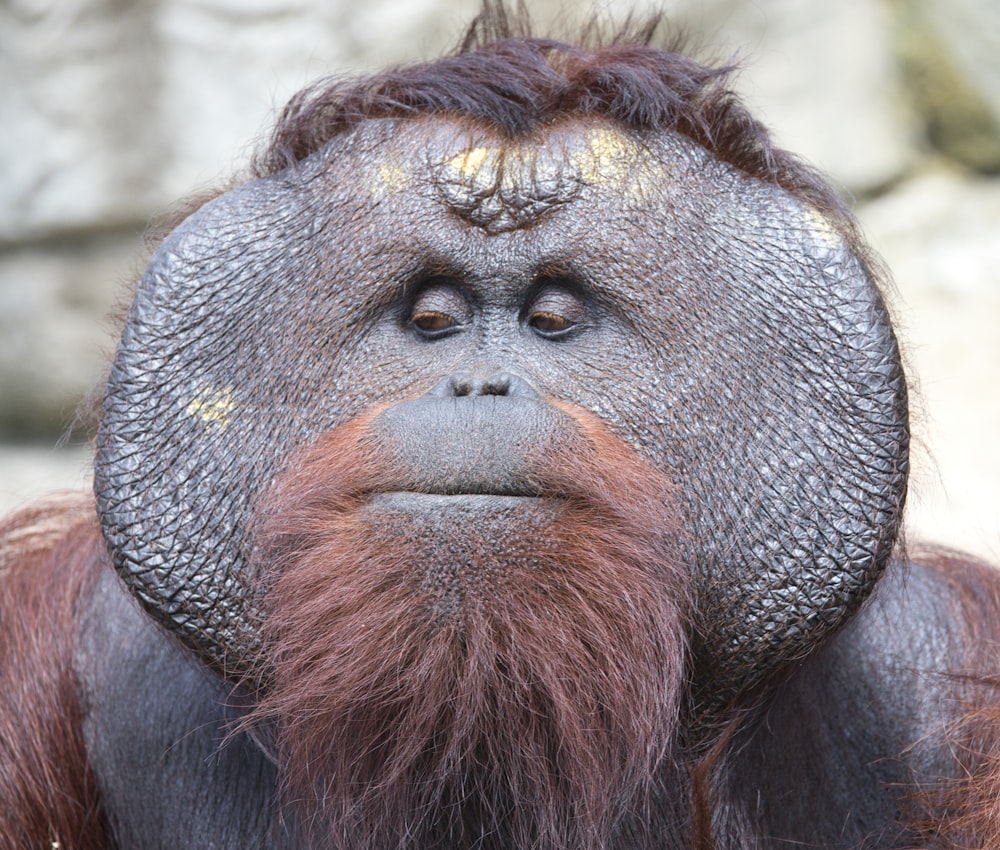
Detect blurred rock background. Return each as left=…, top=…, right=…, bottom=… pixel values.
left=1, top=0, right=998, bottom=560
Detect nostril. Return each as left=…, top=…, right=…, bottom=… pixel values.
left=488, top=374, right=539, bottom=399
left=426, top=374, right=471, bottom=397
left=480, top=374, right=511, bottom=396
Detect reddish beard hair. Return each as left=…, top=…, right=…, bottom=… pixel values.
left=246, top=403, right=692, bottom=850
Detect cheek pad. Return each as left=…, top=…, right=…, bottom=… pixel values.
left=96, top=174, right=356, bottom=672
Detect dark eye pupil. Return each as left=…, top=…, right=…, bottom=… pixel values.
left=412, top=311, right=455, bottom=332
left=529, top=311, right=572, bottom=333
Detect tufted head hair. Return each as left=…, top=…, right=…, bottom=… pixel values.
left=254, top=3, right=855, bottom=242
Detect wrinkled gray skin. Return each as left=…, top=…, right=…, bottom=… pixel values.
left=80, top=115, right=936, bottom=847
left=96, top=118, right=906, bottom=691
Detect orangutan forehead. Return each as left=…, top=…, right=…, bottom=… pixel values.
left=368, top=119, right=660, bottom=233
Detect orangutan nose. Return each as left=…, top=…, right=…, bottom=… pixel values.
left=427, top=372, right=539, bottom=399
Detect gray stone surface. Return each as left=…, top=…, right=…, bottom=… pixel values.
left=0, top=443, right=93, bottom=516
left=861, top=172, right=1000, bottom=562
left=676, top=0, right=916, bottom=193
left=0, top=230, right=132, bottom=436
left=897, top=0, right=1000, bottom=171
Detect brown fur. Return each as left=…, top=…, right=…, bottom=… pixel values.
left=900, top=548, right=1000, bottom=849
left=0, top=494, right=108, bottom=850
left=247, top=404, right=692, bottom=850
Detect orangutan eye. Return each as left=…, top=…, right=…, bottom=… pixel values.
left=412, top=310, right=458, bottom=335
left=525, top=281, right=588, bottom=340
left=408, top=281, right=470, bottom=339
left=528, top=311, right=575, bottom=337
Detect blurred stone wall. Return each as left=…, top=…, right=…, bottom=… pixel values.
left=1, top=0, right=998, bottom=559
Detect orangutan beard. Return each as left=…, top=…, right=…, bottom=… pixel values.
left=247, top=404, right=691, bottom=850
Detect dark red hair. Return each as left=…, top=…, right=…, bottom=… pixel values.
left=0, top=495, right=107, bottom=848
left=247, top=404, right=692, bottom=850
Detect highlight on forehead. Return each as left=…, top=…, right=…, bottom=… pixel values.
left=437, top=126, right=647, bottom=186
left=364, top=118, right=662, bottom=233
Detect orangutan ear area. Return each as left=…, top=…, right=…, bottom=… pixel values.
left=1, top=4, right=999, bottom=849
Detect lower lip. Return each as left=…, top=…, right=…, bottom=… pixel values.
left=370, top=492, right=545, bottom=508
left=363, top=492, right=557, bottom=524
